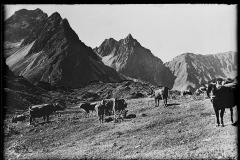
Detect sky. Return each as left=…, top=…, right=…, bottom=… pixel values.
left=4, top=4, right=237, bottom=62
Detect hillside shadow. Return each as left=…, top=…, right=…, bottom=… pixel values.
left=231, top=121, right=238, bottom=127
left=166, top=103, right=180, bottom=107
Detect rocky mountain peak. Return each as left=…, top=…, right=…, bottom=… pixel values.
left=103, top=37, right=117, bottom=45
left=5, top=9, right=124, bottom=88
left=5, top=8, right=48, bottom=43
left=94, top=35, right=170, bottom=86
left=12, top=8, right=47, bottom=20
left=123, top=33, right=138, bottom=44
left=49, top=12, right=62, bottom=21
left=126, top=33, right=133, bottom=40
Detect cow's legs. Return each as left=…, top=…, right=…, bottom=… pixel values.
left=230, top=108, right=234, bottom=124
left=214, top=108, right=220, bottom=127
left=114, top=112, right=117, bottom=123
left=164, top=98, right=168, bottom=107
left=46, top=114, right=50, bottom=122
left=155, top=98, right=158, bottom=107
left=220, top=108, right=225, bottom=127
left=101, top=114, right=104, bottom=123
left=30, top=116, right=33, bottom=124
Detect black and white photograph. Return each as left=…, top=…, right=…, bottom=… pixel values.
left=2, top=4, right=238, bottom=159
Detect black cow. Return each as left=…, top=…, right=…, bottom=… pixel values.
left=182, top=90, right=192, bottom=96
left=79, top=102, right=97, bottom=118
left=29, top=102, right=63, bottom=124
left=113, top=98, right=128, bottom=122
left=203, top=82, right=237, bottom=127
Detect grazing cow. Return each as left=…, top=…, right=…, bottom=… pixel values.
left=79, top=102, right=97, bottom=118
left=29, top=102, right=63, bottom=124
left=96, top=98, right=128, bottom=123
left=195, top=89, right=202, bottom=96
left=203, top=82, right=237, bottom=127
left=95, top=102, right=105, bottom=123
left=195, top=87, right=207, bottom=96
left=182, top=90, right=192, bottom=96
left=12, top=114, right=26, bottom=123
left=154, top=86, right=169, bottom=107
left=113, top=98, right=128, bottom=122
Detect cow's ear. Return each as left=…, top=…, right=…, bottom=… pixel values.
left=202, top=83, right=207, bottom=88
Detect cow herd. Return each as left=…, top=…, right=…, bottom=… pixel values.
left=11, top=78, right=238, bottom=127
left=80, top=98, right=128, bottom=123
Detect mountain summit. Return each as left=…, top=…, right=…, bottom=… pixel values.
left=5, top=9, right=124, bottom=88
left=4, top=8, right=48, bottom=43
left=94, top=34, right=174, bottom=86
left=164, top=51, right=237, bottom=92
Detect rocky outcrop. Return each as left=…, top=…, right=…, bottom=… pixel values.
left=5, top=9, right=124, bottom=88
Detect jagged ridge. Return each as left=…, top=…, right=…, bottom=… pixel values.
left=94, top=34, right=175, bottom=87
left=164, top=51, right=237, bottom=92
left=5, top=9, right=124, bottom=88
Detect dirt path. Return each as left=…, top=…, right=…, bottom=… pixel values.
left=4, top=97, right=238, bottom=159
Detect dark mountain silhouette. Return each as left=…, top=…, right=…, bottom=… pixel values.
left=5, top=9, right=124, bottom=88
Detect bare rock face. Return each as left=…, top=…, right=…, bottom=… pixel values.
left=4, top=8, right=48, bottom=43
left=94, top=34, right=175, bottom=87
left=164, top=52, right=237, bottom=92
left=5, top=9, right=124, bottom=88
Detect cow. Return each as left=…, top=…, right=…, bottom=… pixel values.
left=12, top=114, right=26, bottom=123
left=79, top=102, right=97, bottom=118
left=29, top=102, right=63, bottom=124
left=154, top=86, right=169, bottom=107
left=113, top=98, right=128, bottom=122
left=96, top=98, right=128, bottom=123
left=195, top=87, right=207, bottom=97
left=95, top=102, right=105, bottom=123
left=182, top=90, right=192, bottom=96
left=203, top=82, right=238, bottom=127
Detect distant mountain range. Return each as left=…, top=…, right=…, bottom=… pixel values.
left=94, top=35, right=237, bottom=92
left=4, top=8, right=237, bottom=92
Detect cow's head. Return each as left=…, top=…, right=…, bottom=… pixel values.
left=53, top=102, right=65, bottom=111
left=100, top=99, right=107, bottom=106
left=12, top=117, right=17, bottom=123
left=202, top=83, right=217, bottom=99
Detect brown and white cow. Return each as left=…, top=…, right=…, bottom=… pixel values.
left=154, top=86, right=169, bottom=107
left=96, top=98, right=128, bottom=123
left=12, top=114, right=26, bottom=123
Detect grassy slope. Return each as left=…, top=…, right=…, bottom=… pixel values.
left=4, top=96, right=238, bottom=159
